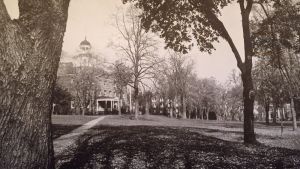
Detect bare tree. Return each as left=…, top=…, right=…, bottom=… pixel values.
left=225, top=70, right=244, bottom=121
left=169, top=53, right=194, bottom=119
left=153, top=52, right=193, bottom=119
left=113, top=5, right=161, bottom=119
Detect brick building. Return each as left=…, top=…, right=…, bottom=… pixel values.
left=56, top=38, right=124, bottom=115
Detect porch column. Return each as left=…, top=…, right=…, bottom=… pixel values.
left=105, top=100, right=107, bottom=114
left=111, top=100, right=113, bottom=111
left=96, top=100, right=98, bottom=112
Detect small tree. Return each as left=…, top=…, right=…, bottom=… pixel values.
left=52, top=84, right=72, bottom=115
left=110, top=60, right=132, bottom=115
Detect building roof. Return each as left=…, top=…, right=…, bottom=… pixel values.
left=80, top=37, right=91, bottom=46
left=96, top=96, right=119, bottom=101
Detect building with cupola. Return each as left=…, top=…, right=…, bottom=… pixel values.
left=56, top=37, right=125, bottom=115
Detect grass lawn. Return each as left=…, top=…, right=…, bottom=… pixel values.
left=55, top=115, right=300, bottom=169
left=52, top=115, right=100, bottom=125
left=52, top=124, right=81, bottom=139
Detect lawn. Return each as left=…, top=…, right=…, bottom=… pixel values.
left=52, top=115, right=99, bottom=125
left=52, top=124, right=81, bottom=139
left=55, top=115, right=300, bottom=169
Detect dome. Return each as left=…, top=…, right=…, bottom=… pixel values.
left=80, top=38, right=91, bottom=46
left=79, top=37, right=91, bottom=52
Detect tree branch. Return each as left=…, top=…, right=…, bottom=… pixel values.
left=253, top=1, right=270, bottom=19
left=245, top=0, right=253, bottom=14
left=202, top=8, right=245, bottom=72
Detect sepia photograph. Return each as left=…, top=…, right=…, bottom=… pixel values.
left=0, top=0, right=300, bottom=168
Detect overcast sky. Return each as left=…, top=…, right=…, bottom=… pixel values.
left=4, top=0, right=244, bottom=83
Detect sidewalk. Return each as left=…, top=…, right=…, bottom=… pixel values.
left=53, top=116, right=106, bottom=155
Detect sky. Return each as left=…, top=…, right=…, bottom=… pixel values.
left=4, top=0, right=244, bottom=84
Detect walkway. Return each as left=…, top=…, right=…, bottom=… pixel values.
left=53, top=116, right=106, bottom=155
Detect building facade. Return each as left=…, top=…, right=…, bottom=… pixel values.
left=57, top=38, right=122, bottom=115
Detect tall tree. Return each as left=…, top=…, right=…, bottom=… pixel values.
left=186, top=73, right=201, bottom=119
left=224, top=71, right=244, bottom=121
left=153, top=52, right=193, bottom=119
left=198, top=77, right=221, bottom=120
left=69, top=52, right=102, bottom=115
left=253, top=58, right=288, bottom=124
left=113, top=5, right=160, bottom=119
left=0, top=0, right=70, bottom=168
left=124, top=0, right=257, bottom=143
left=252, top=0, right=300, bottom=129
left=168, top=53, right=194, bottom=119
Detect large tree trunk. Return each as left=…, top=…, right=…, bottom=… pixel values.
left=0, top=1, right=70, bottom=169
left=199, top=0, right=256, bottom=144
left=210, top=0, right=256, bottom=143
left=240, top=1, right=256, bottom=144
left=241, top=71, right=256, bottom=144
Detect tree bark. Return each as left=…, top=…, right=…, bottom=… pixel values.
left=0, top=1, right=70, bottom=169
left=241, top=72, right=256, bottom=143
left=239, top=0, right=256, bottom=144
left=203, top=0, right=256, bottom=143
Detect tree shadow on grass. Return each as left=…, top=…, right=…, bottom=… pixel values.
left=57, top=126, right=300, bottom=169
left=52, top=124, right=81, bottom=139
